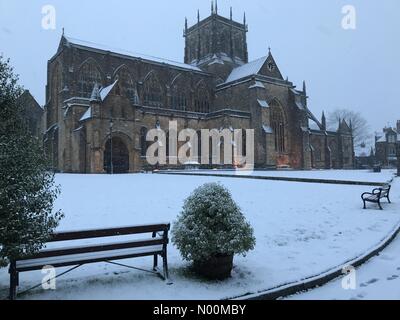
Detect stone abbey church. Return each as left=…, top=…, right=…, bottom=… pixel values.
left=44, top=7, right=354, bottom=173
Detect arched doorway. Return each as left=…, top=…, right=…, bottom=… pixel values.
left=103, top=137, right=129, bottom=173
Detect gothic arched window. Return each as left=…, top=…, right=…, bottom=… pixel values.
left=314, top=140, right=322, bottom=161
left=78, top=61, right=102, bottom=98
left=271, top=103, right=286, bottom=153
left=194, top=83, right=210, bottom=113
left=114, top=66, right=138, bottom=102
left=170, top=76, right=188, bottom=110
left=143, top=72, right=163, bottom=107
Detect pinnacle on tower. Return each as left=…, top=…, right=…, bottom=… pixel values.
left=321, top=111, right=326, bottom=130
left=211, top=1, right=214, bottom=14
left=337, top=117, right=342, bottom=131
left=215, top=0, right=218, bottom=14
left=183, top=17, right=188, bottom=37
left=303, top=80, right=307, bottom=96
left=230, top=7, right=233, bottom=20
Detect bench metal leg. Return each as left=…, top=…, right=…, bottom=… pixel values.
left=162, top=254, right=169, bottom=281
left=9, top=261, right=17, bottom=300
left=152, top=232, right=159, bottom=271
left=153, top=254, right=158, bottom=271
left=363, top=200, right=367, bottom=209
left=378, top=200, right=383, bottom=210
left=387, top=195, right=391, bottom=203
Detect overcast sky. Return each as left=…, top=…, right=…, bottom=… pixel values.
left=1, top=0, right=399, bottom=135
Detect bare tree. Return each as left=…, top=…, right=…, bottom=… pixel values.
left=327, top=109, right=372, bottom=147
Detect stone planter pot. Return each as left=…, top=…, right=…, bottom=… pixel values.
left=193, top=253, right=234, bottom=280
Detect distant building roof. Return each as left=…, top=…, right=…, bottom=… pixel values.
left=376, top=135, right=386, bottom=143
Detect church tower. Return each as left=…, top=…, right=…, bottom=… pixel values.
left=184, top=3, right=248, bottom=81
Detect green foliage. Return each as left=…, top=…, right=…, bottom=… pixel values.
left=0, top=55, right=63, bottom=267
left=172, top=183, right=256, bottom=262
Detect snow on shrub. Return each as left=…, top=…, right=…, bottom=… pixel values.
left=172, top=182, right=256, bottom=262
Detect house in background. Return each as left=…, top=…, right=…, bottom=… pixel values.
left=375, top=120, right=400, bottom=167
left=354, top=142, right=374, bottom=169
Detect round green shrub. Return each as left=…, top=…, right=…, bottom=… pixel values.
left=172, top=182, right=256, bottom=262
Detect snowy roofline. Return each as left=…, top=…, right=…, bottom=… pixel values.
left=100, top=80, right=118, bottom=101
left=79, top=107, right=92, bottom=122
left=225, top=56, right=268, bottom=83
left=63, top=36, right=205, bottom=73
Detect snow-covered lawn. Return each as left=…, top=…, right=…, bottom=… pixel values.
left=0, top=172, right=398, bottom=300
left=176, top=169, right=396, bottom=184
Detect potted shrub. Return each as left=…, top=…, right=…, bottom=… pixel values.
left=172, top=183, right=256, bottom=280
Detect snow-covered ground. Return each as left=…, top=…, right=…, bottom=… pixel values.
left=174, top=169, right=396, bottom=184
left=0, top=170, right=398, bottom=300
left=287, top=232, right=400, bottom=300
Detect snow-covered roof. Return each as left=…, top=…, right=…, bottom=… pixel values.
left=248, top=81, right=265, bottom=89
left=80, top=107, right=92, bottom=121
left=290, top=88, right=302, bottom=95
left=45, top=123, right=59, bottom=133
left=262, top=125, right=273, bottom=134
left=225, top=56, right=268, bottom=83
left=64, top=36, right=202, bottom=72
left=100, top=80, right=118, bottom=101
left=257, top=99, right=269, bottom=108
left=207, top=54, right=225, bottom=66
left=376, top=135, right=386, bottom=143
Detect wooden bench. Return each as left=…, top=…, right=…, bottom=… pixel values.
left=9, top=223, right=170, bottom=300
left=361, top=184, right=391, bottom=210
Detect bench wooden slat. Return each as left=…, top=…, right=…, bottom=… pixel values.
left=51, top=224, right=170, bottom=242
left=19, top=237, right=166, bottom=260
left=16, top=245, right=164, bottom=272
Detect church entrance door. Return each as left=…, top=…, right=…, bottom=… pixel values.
left=104, top=137, right=129, bottom=174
